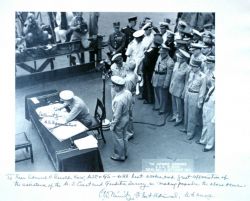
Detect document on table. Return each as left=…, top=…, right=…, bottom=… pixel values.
left=30, top=97, right=40, bottom=104
left=74, top=135, right=98, bottom=150
left=36, top=103, right=89, bottom=142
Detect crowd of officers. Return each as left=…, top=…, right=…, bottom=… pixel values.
left=19, top=13, right=215, bottom=162
left=107, top=15, right=215, bottom=161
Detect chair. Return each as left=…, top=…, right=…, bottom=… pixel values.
left=15, top=132, right=34, bottom=163
left=88, top=99, right=106, bottom=144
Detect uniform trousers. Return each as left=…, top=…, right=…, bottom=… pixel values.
left=112, top=117, right=129, bottom=160
left=126, top=95, right=135, bottom=140
left=199, top=100, right=215, bottom=149
left=78, top=113, right=93, bottom=128
left=154, top=87, right=168, bottom=113
left=184, top=91, right=202, bottom=138
left=142, top=73, right=154, bottom=103
left=172, top=95, right=184, bottom=122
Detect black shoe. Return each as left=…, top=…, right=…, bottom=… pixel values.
left=174, top=121, right=182, bottom=126
left=203, top=148, right=213, bottom=152
left=187, top=135, right=194, bottom=140
left=168, top=117, right=176, bottom=122
left=179, top=128, right=187, bottom=133
left=110, top=156, right=125, bottom=161
left=158, top=111, right=164, bottom=115
left=143, top=100, right=149, bottom=104
left=152, top=108, right=159, bottom=111
left=195, top=140, right=203, bottom=145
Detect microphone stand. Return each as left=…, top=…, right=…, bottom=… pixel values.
left=101, top=70, right=111, bottom=130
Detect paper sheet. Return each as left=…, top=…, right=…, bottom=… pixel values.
left=36, top=103, right=89, bottom=141
left=30, top=97, right=40, bottom=104
left=74, top=135, right=98, bottom=150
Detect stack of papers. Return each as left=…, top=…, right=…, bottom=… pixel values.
left=36, top=103, right=89, bottom=142
left=74, top=135, right=98, bottom=150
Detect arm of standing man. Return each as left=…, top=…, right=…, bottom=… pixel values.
left=110, top=100, right=123, bottom=131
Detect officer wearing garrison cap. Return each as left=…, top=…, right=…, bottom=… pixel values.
left=169, top=49, right=191, bottom=126
left=108, top=21, right=126, bottom=57
left=110, top=76, right=132, bottom=161
left=180, top=58, right=207, bottom=140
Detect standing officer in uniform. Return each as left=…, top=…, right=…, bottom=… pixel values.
left=110, top=76, right=132, bottom=161
left=196, top=72, right=215, bottom=152
left=169, top=49, right=190, bottom=126
left=159, top=21, right=170, bottom=44
left=181, top=58, right=207, bottom=140
left=189, top=43, right=207, bottom=63
left=124, top=62, right=138, bottom=141
left=108, top=22, right=126, bottom=58
left=201, top=31, right=215, bottom=56
left=141, top=34, right=163, bottom=104
left=126, top=30, right=146, bottom=96
left=121, top=16, right=137, bottom=48
left=152, top=44, right=174, bottom=115
left=165, top=30, right=176, bottom=59
left=110, top=53, right=127, bottom=99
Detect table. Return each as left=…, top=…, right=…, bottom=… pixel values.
left=25, top=90, right=104, bottom=172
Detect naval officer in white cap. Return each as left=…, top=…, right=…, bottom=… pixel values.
left=125, top=29, right=146, bottom=95
left=110, top=76, right=132, bottom=161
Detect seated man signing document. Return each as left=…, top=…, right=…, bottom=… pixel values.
left=56, top=90, right=93, bottom=128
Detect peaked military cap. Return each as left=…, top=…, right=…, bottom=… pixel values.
left=205, top=56, right=215, bottom=63
left=203, top=23, right=213, bottom=28
left=164, top=18, right=171, bottom=24
left=190, top=58, right=202, bottom=67
left=133, top=30, right=145, bottom=38
left=142, top=22, right=152, bottom=30
left=111, top=53, right=123, bottom=62
left=111, top=76, right=125, bottom=86
left=113, top=22, right=120, bottom=27
left=128, top=16, right=137, bottom=22
left=176, top=49, right=190, bottom=59
left=190, top=43, right=207, bottom=49
left=153, top=33, right=163, bottom=45
left=159, top=22, right=169, bottom=28
left=202, top=31, right=215, bottom=39
left=192, top=29, right=202, bottom=37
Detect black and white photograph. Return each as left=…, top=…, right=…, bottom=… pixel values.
left=1, top=0, right=250, bottom=200
left=15, top=11, right=215, bottom=172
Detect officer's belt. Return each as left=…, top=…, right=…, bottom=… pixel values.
left=154, top=71, right=167, bottom=75
left=188, top=89, right=199, bottom=93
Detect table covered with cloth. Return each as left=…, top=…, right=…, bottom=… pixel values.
left=25, top=89, right=104, bottom=172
